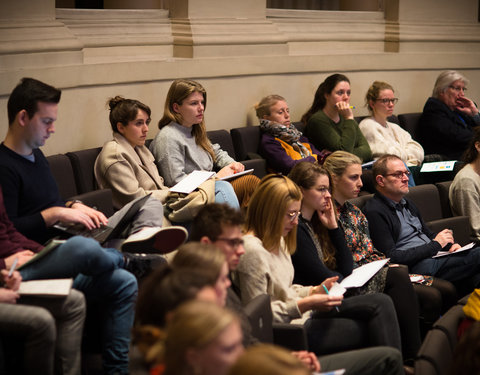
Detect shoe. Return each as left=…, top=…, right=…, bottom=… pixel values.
left=123, top=253, right=166, bottom=280
left=121, top=226, right=187, bottom=254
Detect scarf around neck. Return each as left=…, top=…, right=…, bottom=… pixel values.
left=260, top=119, right=311, bottom=158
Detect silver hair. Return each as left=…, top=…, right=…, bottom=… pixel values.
left=432, top=70, right=469, bottom=98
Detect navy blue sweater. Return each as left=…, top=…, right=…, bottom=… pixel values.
left=0, top=144, right=64, bottom=244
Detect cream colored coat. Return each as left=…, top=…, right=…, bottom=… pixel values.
left=95, top=133, right=170, bottom=210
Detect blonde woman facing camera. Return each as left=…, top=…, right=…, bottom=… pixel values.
left=256, top=94, right=329, bottom=175
left=235, top=174, right=402, bottom=356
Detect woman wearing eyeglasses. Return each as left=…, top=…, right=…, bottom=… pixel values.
left=359, top=81, right=423, bottom=186
left=420, top=70, right=480, bottom=160
left=235, top=174, right=404, bottom=356
left=301, top=74, right=372, bottom=163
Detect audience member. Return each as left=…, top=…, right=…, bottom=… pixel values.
left=255, top=94, right=328, bottom=175
left=234, top=174, right=403, bottom=356
left=228, top=344, right=312, bottom=375
left=450, top=127, right=480, bottom=242
left=419, top=70, right=479, bottom=160
left=294, top=158, right=421, bottom=361
left=0, top=270, right=85, bottom=375
left=449, top=320, right=480, bottom=375
left=363, top=154, right=480, bottom=290
left=0, top=78, right=185, bottom=255
left=228, top=343, right=404, bottom=375
left=150, top=78, right=257, bottom=208
left=302, top=74, right=372, bottom=162
left=359, top=81, right=422, bottom=186
left=190, top=203, right=406, bottom=374
left=94, top=96, right=170, bottom=209
left=163, top=300, right=243, bottom=375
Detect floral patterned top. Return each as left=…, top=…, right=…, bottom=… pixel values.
left=336, top=200, right=433, bottom=288
left=336, top=200, right=386, bottom=266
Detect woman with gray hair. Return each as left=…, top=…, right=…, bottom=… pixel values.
left=419, top=70, right=479, bottom=160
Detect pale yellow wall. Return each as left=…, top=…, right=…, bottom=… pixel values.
left=0, top=0, right=479, bottom=156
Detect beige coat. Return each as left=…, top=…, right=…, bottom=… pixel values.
left=95, top=133, right=170, bottom=210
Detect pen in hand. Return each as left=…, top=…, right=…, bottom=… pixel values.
left=322, top=284, right=340, bottom=312
left=8, top=257, right=18, bottom=278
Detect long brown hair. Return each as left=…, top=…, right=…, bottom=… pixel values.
left=301, top=73, right=350, bottom=125
left=158, top=79, right=215, bottom=161
left=288, top=162, right=338, bottom=269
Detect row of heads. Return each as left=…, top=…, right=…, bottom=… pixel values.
left=8, top=70, right=469, bottom=129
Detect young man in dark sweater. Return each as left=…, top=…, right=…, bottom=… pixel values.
left=0, top=77, right=148, bottom=375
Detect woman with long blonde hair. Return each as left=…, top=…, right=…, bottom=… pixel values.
left=235, top=174, right=402, bottom=356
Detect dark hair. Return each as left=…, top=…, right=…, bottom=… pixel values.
left=301, top=73, right=350, bottom=125
left=288, top=162, right=337, bottom=269
left=7, top=77, right=61, bottom=125
left=372, top=154, right=403, bottom=186
left=135, top=263, right=214, bottom=328
left=107, top=96, right=151, bottom=133
left=462, top=127, right=480, bottom=164
left=190, top=203, right=244, bottom=242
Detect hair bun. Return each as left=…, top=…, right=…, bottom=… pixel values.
left=108, top=96, right=125, bottom=110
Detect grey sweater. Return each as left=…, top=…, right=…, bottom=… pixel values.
left=150, top=122, right=235, bottom=187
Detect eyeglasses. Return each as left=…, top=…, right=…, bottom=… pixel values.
left=376, top=98, right=399, bottom=105
left=384, top=171, right=411, bottom=179
left=216, top=238, right=244, bottom=248
left=286, top=211, right=301, bottom=222
left=449, top=86, right=467, bottom=92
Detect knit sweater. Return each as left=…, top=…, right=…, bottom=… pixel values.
left=0, top=185, right=43, bottom=269
left=150, top=122, right=235, bottom=187
left=359, top=117, right=424, bottom=166
left=234, top=234, right=310, bottom=324
left=95, top=133, right=169, bottom=209
left=304, top=110, right=372, bottom=162
left=0, top=144, right=64, bottom=244
left=449, top=164, right=480, bottom=241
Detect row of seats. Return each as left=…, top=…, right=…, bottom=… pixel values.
left=350, top=182, right=471, bottom=247
left=415, top=296, right=469, bottom=375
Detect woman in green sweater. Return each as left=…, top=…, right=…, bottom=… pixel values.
left=302, top=74, right=372, bottom=163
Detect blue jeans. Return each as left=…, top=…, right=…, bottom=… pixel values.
left=214, top=180, right=240, bottom=208
left=411, top=246, right=480, bottom=287
left=19, top=236, right=137, bottom=375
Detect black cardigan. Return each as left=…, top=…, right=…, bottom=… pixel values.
left=362, top=192, right=443, bottom=268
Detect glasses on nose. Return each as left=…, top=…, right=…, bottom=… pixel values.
left=286, top=211, right=301, bottom=222
left=376, top=98, right=399, bottom=105
left=216, top=238, right=244, bottom=248
left=449, top=86, right=467, bottom=93
left=385, top=171, right=411, bottom=179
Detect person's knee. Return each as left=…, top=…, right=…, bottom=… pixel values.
left=64, top=289, right=87, bottom=320
left=30, top=308, right=56, bottom=344
left=109, top=269, right=138, bottom=301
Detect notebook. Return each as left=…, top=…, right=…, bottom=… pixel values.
left=53, top=194, right=151, bottom=243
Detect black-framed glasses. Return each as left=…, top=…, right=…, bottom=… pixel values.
left=286, top=211, right=301, bottom=223
left=385, top=171, right=411, bottom=179
left=449, top=85, right=467, bottom=92
left=216, top=238, right=244, bottom=248
left=376, top=98, right=399, bottom=105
